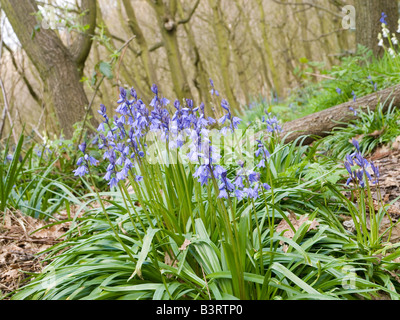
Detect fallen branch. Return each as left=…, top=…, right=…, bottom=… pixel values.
left=282, top=84, right=400, bottom=144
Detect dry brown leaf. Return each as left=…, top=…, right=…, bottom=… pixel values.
left=369, top=129, right=385, bottom=138
left=276, top=212, right=320, bottom=245
left=179, top=239, right=191, bottom=251
left=371, top=146, right=391, bottom=161
left=383, top=177, right=398, bottom=188
left=349, top=134, right=364, bottom=144
left=392, top=136, right=400, bottom=150
left=164, top=251, right=178, bottom=278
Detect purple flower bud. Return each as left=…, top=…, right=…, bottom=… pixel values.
left=263, top=183, right=271, bottom=191
left=221, top=99, right=230, bottom=111
left=352, top=139, right=360, bottom=152
left=151, top=84, right=158, bottom=95
left=79, top=142, right=86, bottom=154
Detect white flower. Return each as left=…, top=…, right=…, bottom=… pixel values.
left=388, top=48, right=397, bottom=58
left=392, top=34, right=399, bottom=45
left=378, top=33, right=384, bottom=46
left=382, top=24, right=390, bottom=38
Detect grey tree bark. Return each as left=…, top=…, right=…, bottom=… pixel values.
left=355, top=0, right=399, bottom=57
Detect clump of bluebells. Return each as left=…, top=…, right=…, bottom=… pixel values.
left=261, top=112, right=282, bottom=134
left=74, top=81, right=275, bottom=204
left=344, top=139, right=380, bottom=188
left=73, top=142, right=99, bottom=177
left=340, top=139, right=395, bottom=250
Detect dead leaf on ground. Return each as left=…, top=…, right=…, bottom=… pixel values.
left=370, top=146, right=391, bottom=161
left=392, top=136, right=400, bottom=150
left=276, top=212, right=319, bottom=252
left=369, top=129, right=385, bottom=138
left=0, top=210, right=70, bottom=299
left=349, top=134, right=365, bottom=144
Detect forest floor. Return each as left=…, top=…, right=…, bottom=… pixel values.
left=1, top=148, right=400, bottom=300
left=0, top=207, right=75, bottom=299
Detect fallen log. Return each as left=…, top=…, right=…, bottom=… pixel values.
left=281, top=84, right=400, bottom=144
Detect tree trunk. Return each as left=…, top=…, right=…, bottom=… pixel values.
left=122, top=0, right=158, bottom=88
left=233, top=0, right=273, bottom=93
left=282, top=84, right=400, bottom=144
left=148, top=0, right=192, bottom=101
left=256, top=0, right=281, bottom=98
left=208, top=0, right=239, bottom=111
left=176, top=0, right=210, bottom=106
left=355, top=0, right=399, bottom=57
left=1, top=0, right=97, bottom=138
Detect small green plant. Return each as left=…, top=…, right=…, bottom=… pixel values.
left=319, top=101, right=400, bottom=160
left=0, top=133, right=32, bottom=212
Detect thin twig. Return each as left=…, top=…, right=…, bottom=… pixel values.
left=0, top=235, right=60, bottom=245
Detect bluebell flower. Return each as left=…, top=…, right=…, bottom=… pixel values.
left=352, top=138, right=360, bottom=152
left=218, top=188, right=229, bottom=199
left=74, top=141, right=99, bottom=177
left=234, top=188, right=245, bottom=201
left=244, top=183, right=259, bottom=199
left=78, top=142, right=86, bottom=153
left=117, top=87, right=127, bottom=104
left=370, top=161, right=380, bottom=184
left=210, top=78, right=219, bottom=96
left=109, top=177, right=118, bottom=189
left=351, top=91, right=357, bottom=102
left=235, top=175, right=244, bottom=189
left=262, top=112, right=282, bottom=133
left=248, top=171, right=260, bottom=184
left=349, top=107, right=357, bottom=116
left=336, top=88, right=342, bottom=95
left=380, top=12, right=388, bottom=25
left=262, top=183, right=271, bottom=191
left=73, top=165, right=88, bottom=177
left=151, top=84, right=158, bottom=95
left=344, top=139, right=378, bottom=188
left=97, top=122, right=105, bottom=132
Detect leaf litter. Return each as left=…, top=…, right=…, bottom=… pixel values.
left=0, top=208, right=75, bottom=299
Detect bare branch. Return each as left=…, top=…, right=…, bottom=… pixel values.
left=177, top=0, right=200, bottom=24
left=271, top=0, right=343, bottom=18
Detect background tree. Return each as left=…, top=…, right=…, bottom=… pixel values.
left=0, top=0, right=97, bottom=138
left=0, top=0, right=360, bottom=139
left=355, top=0, right=399, bottom=57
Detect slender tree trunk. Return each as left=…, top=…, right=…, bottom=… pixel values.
left=0, top=0, right=97, bottom=138
left=256, top=0, right=282, bottom=97
left=122, top=0, right=158, bottom=88
left=227, top=26, right=250, bottom=107
left=176, top=0, right=210, bottom=105
left=355, top=0, right=399, bottom=57
left=208, top=0, right=238, bottom=111
left=147, top=0, right=192, bottom=101
left=296, top=0, right=312, bottom=60
left=234, top=0, right=273, bottom=93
